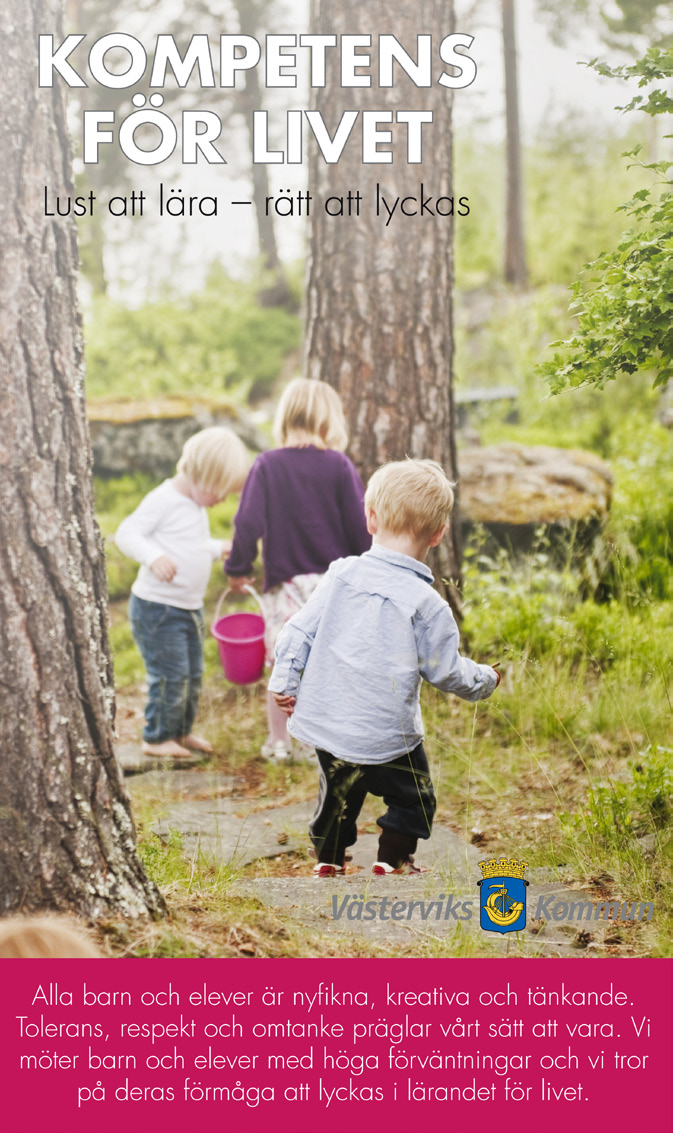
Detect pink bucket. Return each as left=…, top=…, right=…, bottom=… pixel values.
left=211, top=588, right=265, bottom=685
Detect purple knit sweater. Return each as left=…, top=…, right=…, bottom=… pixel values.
left=225, top=446, right=371, bottom=591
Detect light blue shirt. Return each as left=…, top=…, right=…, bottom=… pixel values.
left=268, top=545, right=498, bottom=763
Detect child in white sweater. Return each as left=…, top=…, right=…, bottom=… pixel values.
left=116, top=427, right=248, bottom=757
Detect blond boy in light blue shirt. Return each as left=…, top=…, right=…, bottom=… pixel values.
left=269, top=459, right=500, bottom=877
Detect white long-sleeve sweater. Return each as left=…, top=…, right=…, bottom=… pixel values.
left=115, top=480, right=225, bottom=610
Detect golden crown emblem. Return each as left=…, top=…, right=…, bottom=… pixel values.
left=479, top=857, right=528, bottom=880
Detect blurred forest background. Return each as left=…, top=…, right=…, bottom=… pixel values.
left=68, top=0, right=673, bottom=956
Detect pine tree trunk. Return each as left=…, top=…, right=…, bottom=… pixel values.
left=503, top=0, right=527, bottom=286
left=305, top=0, right=462, bottom=605
left=233, top=0, right=293, bottom=308
left=0, top=0, right=165, bottom=918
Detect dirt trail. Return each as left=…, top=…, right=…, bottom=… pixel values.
left=124, top=759, right=605, bottom=957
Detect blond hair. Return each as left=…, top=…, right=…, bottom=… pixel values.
left=365, top=459, right=455, bottom=537
left=177, top=426, right=249, bottom=498
left=273, top=378, right=349, bottom=451
left=0, top=916, right=100, bottom=958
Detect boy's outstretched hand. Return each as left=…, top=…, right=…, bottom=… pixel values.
left=272, top=693, right=296, bottom=717
left=150, top=554, right=178, bottom=582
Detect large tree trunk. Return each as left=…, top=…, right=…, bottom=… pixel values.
left=0, top=0, right=165, bottom=918
left=503, top=0, right=527, bottom=286
left=305, top=0, right=462, bottom=606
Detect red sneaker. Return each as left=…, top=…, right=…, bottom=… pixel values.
left=313, top=863, right=346, bottom=878
left=371, top=856, right=429, bottom=876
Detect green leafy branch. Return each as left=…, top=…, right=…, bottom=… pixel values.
left=539, top=47, right=673, bottom=393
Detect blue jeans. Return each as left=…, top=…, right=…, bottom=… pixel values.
left=129, top=594, right=205, bottom=743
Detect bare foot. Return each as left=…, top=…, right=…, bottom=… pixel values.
left=142, top=740, right=192, bottom=758
left=178, top=734, right=213, bottom=753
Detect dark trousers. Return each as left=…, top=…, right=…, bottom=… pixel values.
left=309, top=743, right=436, bottom=868
left=129, top=594, right=204, bottom=743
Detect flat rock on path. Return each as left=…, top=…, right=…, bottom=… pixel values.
left=232, top=861, right=597, bottom=957
left=129, top=774, right=595, bottom=955
left=151, top=798, right=315, bottom=870
left=126, top=768, right=243, bottom=801
left=116, top=743, right=205, bottom=774
left=146, top=789, right=481, bottom=878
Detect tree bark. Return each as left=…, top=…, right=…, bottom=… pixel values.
left=305, top=0, right=462, bottom=605
left=503, top=0, right=528, bottom=286
left=0, top=0, right=165, bottom=918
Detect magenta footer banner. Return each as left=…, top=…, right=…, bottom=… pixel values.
left=1, top=957, right=670, bottom=1133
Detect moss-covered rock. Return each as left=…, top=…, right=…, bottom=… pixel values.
left=459, top=442, right=612, bottom=527
left=88, top=397, right=266, bottom=478
left=459, top=443, right=613, bottom=580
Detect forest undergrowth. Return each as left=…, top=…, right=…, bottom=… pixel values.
left=94, top=301, right=673, bottom=959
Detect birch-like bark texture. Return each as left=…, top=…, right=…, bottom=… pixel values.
left=305, top=0, right=462, bottom=601
left=0, top=1, right=165, bottom=917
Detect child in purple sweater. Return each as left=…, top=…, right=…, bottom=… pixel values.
left=226, top=378, right=371, bottom=760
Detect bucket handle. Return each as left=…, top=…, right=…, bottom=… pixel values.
left=212, top=585, right=265, bottom=627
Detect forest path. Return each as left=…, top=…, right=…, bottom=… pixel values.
left=123, top=758, right=596, bottom=957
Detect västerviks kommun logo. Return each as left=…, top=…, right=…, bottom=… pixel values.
left=478, top=857, right=529, bottom=934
